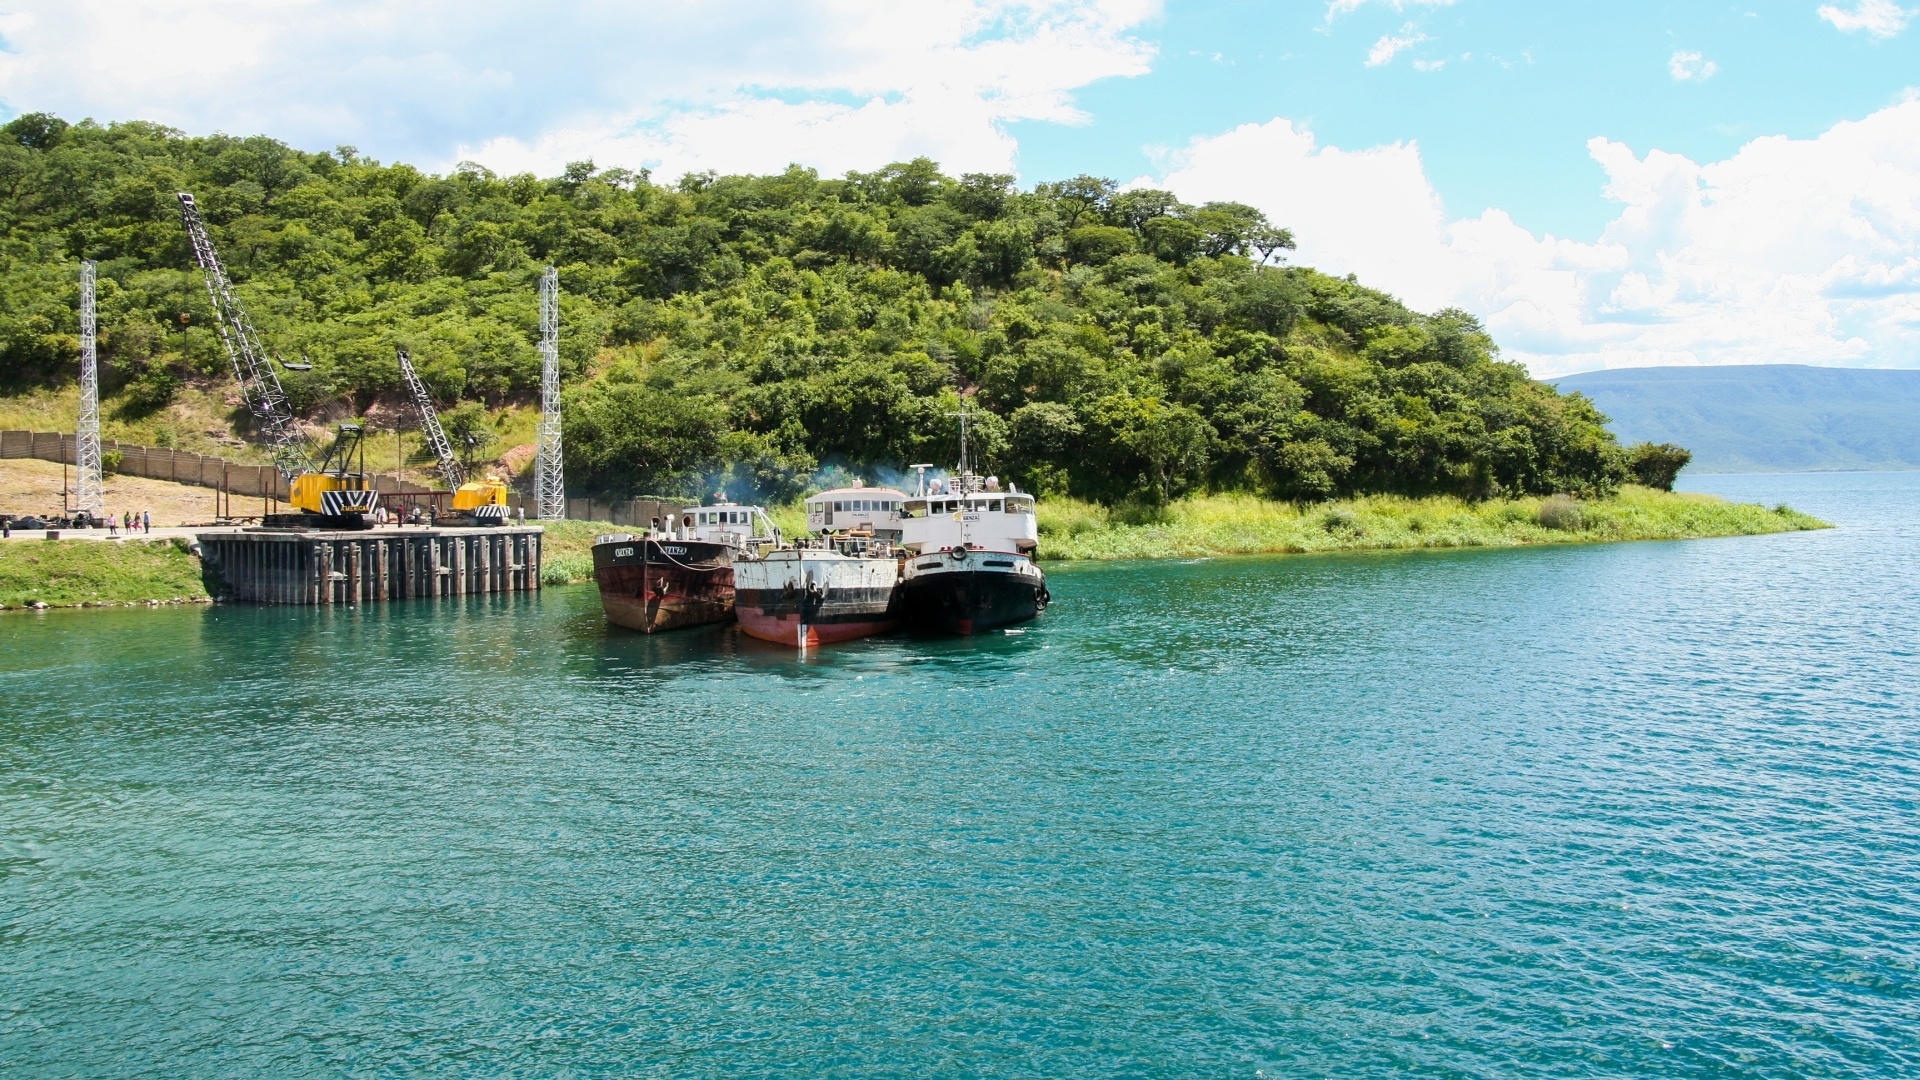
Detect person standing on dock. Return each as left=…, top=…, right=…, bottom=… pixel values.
left=142, top=510, right=151, bottom=533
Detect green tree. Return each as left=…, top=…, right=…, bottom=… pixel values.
left=0, top=114, right=1653, bottom=508
left=1627, top=441, right=1692, bottom=491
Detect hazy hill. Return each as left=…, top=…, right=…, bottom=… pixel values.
left=1555, top=365, right=1920, bottom=473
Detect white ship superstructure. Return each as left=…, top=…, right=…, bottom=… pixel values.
left=896, top=413, right=1048, bottom=634
left=805, top=486, right=909, bottom=539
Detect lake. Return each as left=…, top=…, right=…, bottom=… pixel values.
left=2, top=472, right=1915, bottom=1077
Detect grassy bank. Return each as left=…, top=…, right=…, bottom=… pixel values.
left=536, top=519, right=605, bottom=585
left=0, top=488, right=1829, bottom=608
left=1036, top=487, right=1828, bottom=561
left=0, top=538, right=210, bottom=609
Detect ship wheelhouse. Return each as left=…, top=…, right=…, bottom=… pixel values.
left=898, top=485, right=1037, bottom=556
left=805, top=487, right=910, bottom=539
left=673, top=503, right=780, bottom=550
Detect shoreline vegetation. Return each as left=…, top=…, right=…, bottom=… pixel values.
left=1, top=489, right=1828, bottom=609
left=0, top=537, right=209, bottom=610
left=1032, top=487, right=1827, bottom=561
left=524, top=486, right=1825, bottom=587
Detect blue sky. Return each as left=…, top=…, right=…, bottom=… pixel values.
left=1020, top=0, right=1920, bottom=239
left=0, top=0, right=1915, bottom=374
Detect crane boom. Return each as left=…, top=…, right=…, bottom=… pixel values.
left=397, top=347, right=464, bottom=491
left=176, top=192, right=313, bottom=482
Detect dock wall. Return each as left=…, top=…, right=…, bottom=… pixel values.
left=7, top=429, right=693, bottom=527
left=1, top=430, right=544, bottom=516
left=194, top=527, right=543, bottom=605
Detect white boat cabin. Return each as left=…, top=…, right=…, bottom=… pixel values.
left=673, top=502, right=779, bottom=548
left=805, top=486, right=909, bottom=538
left=899, top=477, right=1037, bottom=556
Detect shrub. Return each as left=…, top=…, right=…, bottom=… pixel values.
left=1627, top=442, right=1692, bottom=491
left=1112, top=498, right=1173, bottom=527
left=1537, top=494, right=1583, bottom=531
left=1038, top=499, right=1108, bottom=538
left=541, top=551, right=593, bottom=585
left=101, top=449, right=123, bottom=475
left=1322, top=507, right=1364, bottom=536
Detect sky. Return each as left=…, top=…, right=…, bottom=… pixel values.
left=0, top=0, right=1915, bottom=376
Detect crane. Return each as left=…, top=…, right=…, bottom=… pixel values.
left=177, top=192, right=378, bottom=526
left=396, top=346, right=510, bottom=524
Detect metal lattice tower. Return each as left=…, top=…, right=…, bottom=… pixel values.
left=534, top=265, right=565, bottom=519
left=75, top=260, right=103, bottom=520
left=176, top=192, right=314, bottom=482
left=397, top=347, right=463, bottom=491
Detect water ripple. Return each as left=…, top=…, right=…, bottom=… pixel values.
left=1, top=472, right=1916, bottom=1077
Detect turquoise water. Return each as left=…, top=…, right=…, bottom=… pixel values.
left=3, top=473, right=1916, bottom=1077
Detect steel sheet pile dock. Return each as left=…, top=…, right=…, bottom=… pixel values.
left=195, top=526, right=543, bottom=605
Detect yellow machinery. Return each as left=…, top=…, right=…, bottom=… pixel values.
left=286, top=423, right=380, bottom=521
left=397, top=347, right=512, bottom=525
left=179, top=192, right=377, bottom=528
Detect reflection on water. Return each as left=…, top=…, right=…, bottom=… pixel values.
left=2, top=473, right=1917, bottom=1078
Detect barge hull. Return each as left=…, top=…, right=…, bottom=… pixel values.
left=733, top=590, right=899, bottom=647
left=592, top=538, right=736, bottom=633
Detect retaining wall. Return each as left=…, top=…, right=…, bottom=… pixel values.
left=5, top=429, right=690, bottom=524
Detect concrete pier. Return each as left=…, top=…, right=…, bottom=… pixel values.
left=194, top=525, right=543, bottom=605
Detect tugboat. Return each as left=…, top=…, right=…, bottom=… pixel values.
left=898, top=411, right=1048, bottom=635
left=592, top=501, right=778, bottom=633
left=732, top=533, right=906, bottom=649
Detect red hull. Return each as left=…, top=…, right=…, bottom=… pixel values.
left=593, top=538, right=736, bottom=633
left=735, top=608, right=899, bottom=648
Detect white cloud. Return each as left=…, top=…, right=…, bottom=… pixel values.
left=1367, top=26, right=1428, bottom=67
left=1668, top=50, right=1719, bottom=81
left=1325, top=0, right=1456, bottom=20
left=1145, top=99, right=1920, bottom=375
left=1817, top=0, right=1913, bottom=38
left=0, top=0, right=1159, bottom=179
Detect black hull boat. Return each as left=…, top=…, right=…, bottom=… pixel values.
left=900, top=548, right=1047, bottom=635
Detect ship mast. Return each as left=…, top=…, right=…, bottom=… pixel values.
left=950, top=403, right=976, bottom=488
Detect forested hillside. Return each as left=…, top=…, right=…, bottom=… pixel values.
left=0, top=112, right=1633, bottom=503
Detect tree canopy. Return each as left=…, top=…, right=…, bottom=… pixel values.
left=0, top=112, right=1634, bottom=503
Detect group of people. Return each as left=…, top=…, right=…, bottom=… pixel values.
left=104, top=510, right=151, bottom=536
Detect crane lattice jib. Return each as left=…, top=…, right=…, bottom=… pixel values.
left=176, top=192, right=314, bottom=482
left=397, top=347, right=463, bottom=491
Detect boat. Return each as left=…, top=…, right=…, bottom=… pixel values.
left=897, top=413, right=1049, bottom=635
left=591, top=501, right=778, bottom=633
left=732, top=533, right=904, bottom=649
left=804, top=485, right=908, bottom=540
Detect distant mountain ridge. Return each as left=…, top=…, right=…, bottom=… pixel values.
left=1553, top=365, right=1920, bottom=474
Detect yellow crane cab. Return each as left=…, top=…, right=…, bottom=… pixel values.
left=282, top=423, right=378, bottom=527
left=452, top=475, right=511, bottom=524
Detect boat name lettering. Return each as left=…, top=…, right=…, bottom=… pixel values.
left=614, top=547, right=635, bottom=558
